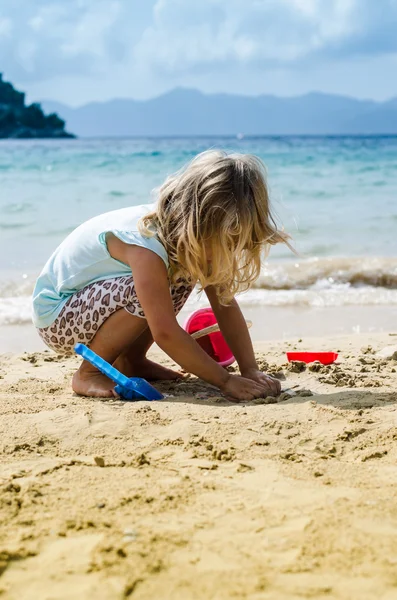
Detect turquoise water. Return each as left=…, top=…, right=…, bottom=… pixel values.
left=0, top=136, right=396, bottom=325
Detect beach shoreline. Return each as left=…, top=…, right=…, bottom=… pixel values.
left=2, top=303, right=397, bottom=355
left=1, top=332, right=397, bottom=599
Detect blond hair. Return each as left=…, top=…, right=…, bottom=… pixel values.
left=139, top=149, right=291, bottom=303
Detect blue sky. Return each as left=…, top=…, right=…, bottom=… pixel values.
left=1, top=0, right=397, bottom=106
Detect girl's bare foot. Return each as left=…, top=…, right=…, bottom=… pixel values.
left=113, top=355, right=183, bottom=381
left=72, top=366, right=117, bottom=398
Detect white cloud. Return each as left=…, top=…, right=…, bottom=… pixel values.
left=1, top=0, right=397, bottom=104
left=134, top=0, right=397, bottom=73
left=0, top=0, right=132, bottom=81
left=60, top=1, right=121, bottom=60
left=28, top=16, right=45, bottom=32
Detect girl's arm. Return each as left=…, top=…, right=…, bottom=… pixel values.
left=106, top=237, right=270, bottom=401
left=205, top=286, right=281, bottom=396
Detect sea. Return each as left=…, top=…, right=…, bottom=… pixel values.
left=1, top=135, right=397, bottom=348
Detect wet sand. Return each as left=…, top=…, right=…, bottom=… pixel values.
left=1, top=332, right=397, bottom=599
left=2, top=303, right=397, bottom=354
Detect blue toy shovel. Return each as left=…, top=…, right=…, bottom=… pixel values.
left=74, top=343, right=164, bottom=401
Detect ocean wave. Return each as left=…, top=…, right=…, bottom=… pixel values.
left=0, top=222, right=33, bottom=230
left=1, top=257, right=397, bottom=327
left=0, top=278, right=34, bottom=299
left=238, top=287, right=397, bottom=307
left=184, top=286, right=397, bottom=310
left=255, top=257, right=397, bottom=290
left=0, top=297, right=32, bottom=325
left=2, top=258, right=396, bottom=300
left=3, top=202, right=33, bottom=214
left=108, top=190, right=127, bottom=197
left=2, top=286, right=397, bottom=327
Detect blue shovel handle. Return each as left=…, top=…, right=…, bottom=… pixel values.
left=74, top=343, right=163, bottom=401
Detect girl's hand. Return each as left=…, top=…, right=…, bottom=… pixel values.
left=241, top=368, right=281, bottom=397
left=221, top=374, right=272, bottom=402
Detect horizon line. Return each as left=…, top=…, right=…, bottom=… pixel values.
left=3, top=134, right=397, bottom=142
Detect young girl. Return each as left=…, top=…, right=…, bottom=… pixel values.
left=32, top=150, right=290, bottom=401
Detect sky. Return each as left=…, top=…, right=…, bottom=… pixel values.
left=1, top=0, right=397, bottom=106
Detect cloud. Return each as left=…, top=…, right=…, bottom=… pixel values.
left=0, top=0, right=142, bottom=81
left=134, top=0, right=397, bottom=73
left=1, top=0, right=396, bottom=103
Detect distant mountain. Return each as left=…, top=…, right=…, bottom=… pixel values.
left=41, top=88, right=397, bottom=137
left=0, top=74, right=74, bottom=139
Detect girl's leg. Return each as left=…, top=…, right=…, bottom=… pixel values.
left=112, top=278, right=194, bottom=381
left=113, top=327, right=184, bottom=380
left=72, top=307, right=147, bottom=397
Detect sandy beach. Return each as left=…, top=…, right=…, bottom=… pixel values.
left=1, top=5, right=397, bottom=598
left=1, top=332, right=397, bottom=599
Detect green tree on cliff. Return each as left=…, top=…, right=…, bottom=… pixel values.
left=0, top=73, right=74, bottom=138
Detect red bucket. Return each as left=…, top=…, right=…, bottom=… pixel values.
left=184, top=308, right=235, bottom=367
left=286, top=352, right=338, bottom=365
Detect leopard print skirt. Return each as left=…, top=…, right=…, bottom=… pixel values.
left=38, top=275, right=193, bottom=356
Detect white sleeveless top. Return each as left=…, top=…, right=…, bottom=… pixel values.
left=32, top=204, right=167, bottom=328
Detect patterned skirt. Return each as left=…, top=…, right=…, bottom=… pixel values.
left=38, top=275, right=193, bottom=355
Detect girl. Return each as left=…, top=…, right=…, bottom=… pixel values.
left=32, top=150, right=290, bottom=401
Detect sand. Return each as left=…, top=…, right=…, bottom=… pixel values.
left=3, top=304, right=397, bottom=354
left=1, top=332, right=397, bottom=600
